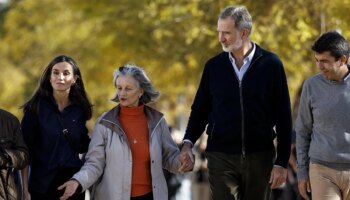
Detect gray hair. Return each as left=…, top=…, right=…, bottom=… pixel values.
left=111, top=64, right=160, bottom=104
left=219, top=5, right=252, bottom=35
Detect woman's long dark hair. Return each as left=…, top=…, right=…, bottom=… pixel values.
left=21, top=55, right=93, bottom=120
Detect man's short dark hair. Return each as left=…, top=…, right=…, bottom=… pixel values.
left=312, top=31, right=349, bottom=63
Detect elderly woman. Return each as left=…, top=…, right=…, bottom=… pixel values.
left=59, top=64, right=193, bottom=200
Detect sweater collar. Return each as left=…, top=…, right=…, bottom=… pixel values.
left=327, top=65, right=350, bottom=84
left=120, top=104, right=145, bottom=116
left=100, top=104, right=164, bottom=136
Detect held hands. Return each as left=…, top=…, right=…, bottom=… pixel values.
left=298, top=179, right=311, bottom=200
left=58, top=179, right=80, bottom=200
left=178, top=143, right=195, bottom=173
left=269, top=165, right=288, bottom=189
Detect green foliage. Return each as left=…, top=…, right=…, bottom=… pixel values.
left=1, top=0, right=350, bottom=127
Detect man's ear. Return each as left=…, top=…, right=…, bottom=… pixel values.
left=340, top=55, right=347, bottom=64
left=241, top=28, right=250, bottom=39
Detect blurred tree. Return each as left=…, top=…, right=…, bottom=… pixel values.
left=1, top=0, right=350, bottom=128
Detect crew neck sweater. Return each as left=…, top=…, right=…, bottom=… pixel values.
left=119, top=105, right=151, bottom=197
left=296, top=70, right=350, bottom=180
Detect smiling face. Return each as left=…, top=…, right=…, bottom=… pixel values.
left=314, top=51, right=346, bottom=81
left=50, top=62, right=77, bottom=93
left=116, top=75, right=144, bottom=107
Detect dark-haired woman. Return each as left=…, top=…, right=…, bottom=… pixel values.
left=20, top=55, right=93, bottom=200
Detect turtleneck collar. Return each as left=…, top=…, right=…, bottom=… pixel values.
left=120, top=104, right=145, bottom=116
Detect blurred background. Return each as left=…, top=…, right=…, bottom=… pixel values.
left=2, top=0, right=349, bottom=199
left=1, top=0, right=350, bottom=128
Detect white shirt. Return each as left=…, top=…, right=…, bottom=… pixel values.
left=229, top=43, right=256, bottom=81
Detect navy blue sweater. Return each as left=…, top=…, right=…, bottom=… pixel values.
left=184, top=44, right=292, bottom=167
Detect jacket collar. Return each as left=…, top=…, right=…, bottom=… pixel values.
left=222, top=43, right=264, bottom=63
left=100, top=105, right=164, bottom=135
left=246, top=43, right=263, bottom=64
left=221, top=43, right=264, bottom=78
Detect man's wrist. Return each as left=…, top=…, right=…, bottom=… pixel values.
left=182, top=140, right=193, bottom=148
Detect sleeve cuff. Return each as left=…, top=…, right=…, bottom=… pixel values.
left=182, top=139, right=193, bottom=148
left=70, top=178, right=83, bottom=193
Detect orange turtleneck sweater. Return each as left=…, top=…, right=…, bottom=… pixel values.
left=119, top=105, right=152, bottom=197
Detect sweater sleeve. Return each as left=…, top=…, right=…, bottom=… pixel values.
left=183, top=61, right=212, bottom=144
left=295, top=80, right=313, bottom=180
left=273, top=56, right=293, bottom=168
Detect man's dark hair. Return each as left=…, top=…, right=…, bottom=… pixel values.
left=312, top=31, right=349, bottom=63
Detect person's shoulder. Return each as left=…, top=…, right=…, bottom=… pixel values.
left=144, top=105, right=164, bottom=118
left=202, top=52, right=229, bottom=72
left=0, top=109, right=17, bottom=120
left=255, top=44, right=275, bottom=55
left=305, top=74, right=322, bottom=84
left=255, top=44, right=281, bottom=61
left=301, top=74, right=324, bottom=92
left=207, top=51, right=229, bottom=64
left=99, top=106, right=118, bottom=121
left=0, top=109, right=20, bottom=125
left=253, top=45, right=285, bottom=73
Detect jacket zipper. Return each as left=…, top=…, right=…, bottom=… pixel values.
left=237, top=54, right=261, bottom=160
left=231, top=65, right=246, bottom=161
left=239, top=80, right=245, bottom=159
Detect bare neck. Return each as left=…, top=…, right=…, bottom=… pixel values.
left=338, top=64, right=350, bottom=81
left=53, top=91, right=70, bottom=112
left=231, top=40, right=253, bottom=69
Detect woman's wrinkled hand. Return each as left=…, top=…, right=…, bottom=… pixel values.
left=58, top=179, right=80, bottom=200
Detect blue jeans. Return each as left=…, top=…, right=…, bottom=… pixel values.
left=206, top=150, right=274, bottom=200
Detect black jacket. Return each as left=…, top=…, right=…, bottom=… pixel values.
left=184, top=44, right=292, bottom=167
left=0, top=109, right=29, bottom=200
